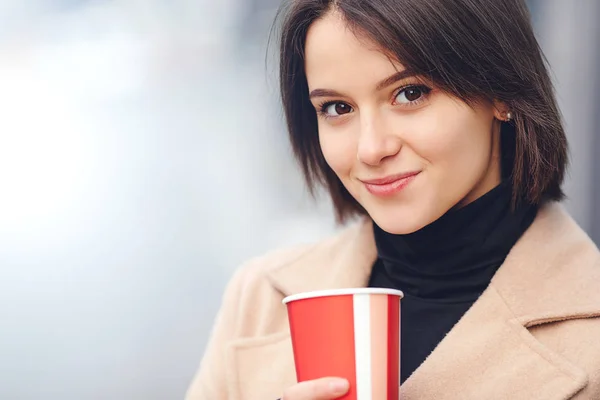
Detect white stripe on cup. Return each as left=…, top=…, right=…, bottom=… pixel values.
left=399, top=301, right=402, bottom=387
left=353, top=294, right=372, bottom=400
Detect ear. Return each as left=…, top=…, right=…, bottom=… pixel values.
left=493, top=101, right=511, bottom=121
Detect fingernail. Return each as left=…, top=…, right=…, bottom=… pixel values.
left=329, top=379, right=349, bottom=394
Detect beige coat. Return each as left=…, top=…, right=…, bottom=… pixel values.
left=186, top=202, right=600, bottom=400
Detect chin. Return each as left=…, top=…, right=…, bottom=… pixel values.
left=369, top=210, right=432, bottom=235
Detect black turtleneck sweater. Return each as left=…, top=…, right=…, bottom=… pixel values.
left=368, top=182, right=538, bottom=383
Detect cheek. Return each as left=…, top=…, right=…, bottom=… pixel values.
left=406, top=105, right=493, bottom=171
left=318, top=126, right=357, bottom=177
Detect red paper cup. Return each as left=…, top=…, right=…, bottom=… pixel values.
left=283, top=288, right=403, bottom=400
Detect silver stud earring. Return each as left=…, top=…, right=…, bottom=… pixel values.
left=506, top=112, right=513, bottom=121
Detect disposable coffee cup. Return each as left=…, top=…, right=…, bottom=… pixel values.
left=283, top=288, right=403, bottom=400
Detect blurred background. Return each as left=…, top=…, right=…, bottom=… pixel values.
left=0, top=0, right=598, bottom=399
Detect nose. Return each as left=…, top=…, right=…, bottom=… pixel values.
left=356, top=112, right=402, bottom=166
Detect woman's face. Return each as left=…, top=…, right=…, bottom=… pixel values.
left=305, top=11, right=506, bottom=234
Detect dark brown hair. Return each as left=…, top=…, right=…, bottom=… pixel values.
left=276, top=0, right=567, bottom=223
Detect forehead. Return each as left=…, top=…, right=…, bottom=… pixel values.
left=304, top=11, right=406, bottom=91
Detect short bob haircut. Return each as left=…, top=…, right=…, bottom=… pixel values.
left=277, top=0, right=568, bottom=223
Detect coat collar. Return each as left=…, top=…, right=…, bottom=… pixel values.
left=263, top=202, right=600, bottom=399
left=267, top=202, right=600, bottom=326
left=266, top=214, right=376, bottom=296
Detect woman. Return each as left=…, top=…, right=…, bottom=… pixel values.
left=186, top=0, right=600, bottom=399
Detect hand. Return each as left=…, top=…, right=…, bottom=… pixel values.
left=281, top=377, right=350, bottom=400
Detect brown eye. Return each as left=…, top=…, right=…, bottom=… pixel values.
left=394, top=85, right=430, bottom=105
left=405, top=88, right=422, bottom=101
left=323, top=102, right=353, bottom=117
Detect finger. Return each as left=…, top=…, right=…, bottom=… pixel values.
left=282, top=377, right=349, bottom=400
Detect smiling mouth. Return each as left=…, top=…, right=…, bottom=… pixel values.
left=361, top=171, right=421, bottom=196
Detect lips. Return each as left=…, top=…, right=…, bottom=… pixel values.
left=361, top=171, right=421, bottom=185
left=361, top=171, right=420, bottom=196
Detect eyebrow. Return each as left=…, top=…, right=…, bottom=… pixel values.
left=308, top=69, right=416, bottom=100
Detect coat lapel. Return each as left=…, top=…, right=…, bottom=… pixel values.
left=399, top=284, right=589, bottom=399
left=401, top=203, right=600, bottom=399
left=228, top=332, right=297, bottom=400
left=242, top=202, right=600, bottom=399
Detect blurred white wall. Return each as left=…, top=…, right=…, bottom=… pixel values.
left=0, top=1, right=336, bottom=399
left=0, top=1, right=597, bottom=399
left=534, top=0, right=600, bottom=234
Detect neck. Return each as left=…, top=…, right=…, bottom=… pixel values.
left=373, top=182, right=538, bottom=301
